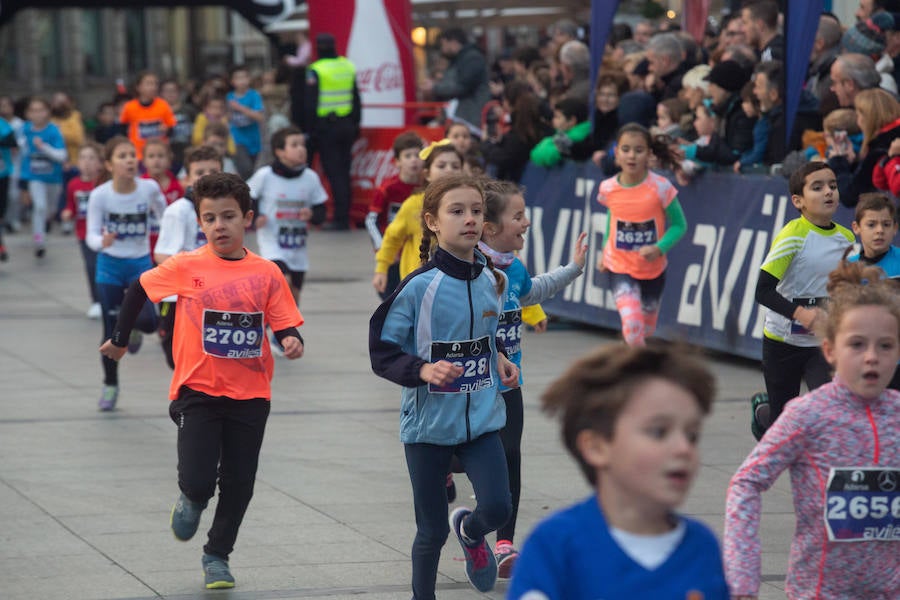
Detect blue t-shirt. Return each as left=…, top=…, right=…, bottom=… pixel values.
left=21, top=121, right=65, bottom=184
left=848, top=245, right=900, bottom=279
left=508, top=496, right=729, bottom=600
left=227, top=89, right=263, bottom=156
left=0, top=118, right=13, bottom=179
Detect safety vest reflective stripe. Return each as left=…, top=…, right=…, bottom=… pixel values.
left=310, top=58, right=355, bottom=117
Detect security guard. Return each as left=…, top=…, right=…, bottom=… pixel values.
left=304, top=32, right=361, bottom=230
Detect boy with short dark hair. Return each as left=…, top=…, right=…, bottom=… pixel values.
left=364, top=131, right=425, bottom=299
left=848, top=192, right=900, bottom=277
left=248, top=125, right=328, bottom=309
left=848, top=192, right=900, bottom=389
left=530, top=97, right=592, bottom=167
left=154, top=144, right=225, bottom=369
left=508, top=344, right=728, bottom=599
left=99, top=172, right=304, bottom=590
left=752, top=161, right=854, bottom=438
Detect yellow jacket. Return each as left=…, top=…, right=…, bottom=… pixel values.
left=375, top=192, right=423, bottom=278
left=191, top=114, right=237, bottom=155
left=52, top=110, right=85, bottom=165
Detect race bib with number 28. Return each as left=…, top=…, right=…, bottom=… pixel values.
left=429, top=336, right=494, bottom=394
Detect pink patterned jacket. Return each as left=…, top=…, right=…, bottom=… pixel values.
left=723, top=380, right=900, bottom=599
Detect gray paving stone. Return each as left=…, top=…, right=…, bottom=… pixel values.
left=0, top=227, right=795, bottom=598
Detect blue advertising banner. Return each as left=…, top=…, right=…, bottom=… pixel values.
left=519, top=162, right=859, bottom=360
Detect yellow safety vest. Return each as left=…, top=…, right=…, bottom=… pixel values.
left=310, top=57, right=356, bottom=118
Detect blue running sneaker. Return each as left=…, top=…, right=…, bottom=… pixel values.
left=449, top=506, right=497, bottom=592
left=170, top=492, right=205, bottom=541
left=202, top=553, right=235, bottom=589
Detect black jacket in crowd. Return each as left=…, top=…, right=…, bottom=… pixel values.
left=693, top=93, right=756, bottom=165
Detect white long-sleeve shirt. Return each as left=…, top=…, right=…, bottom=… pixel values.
left=86, top=178, right=166, bottom=258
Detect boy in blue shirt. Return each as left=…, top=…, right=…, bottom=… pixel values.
left=848, top=192, right=900, bottom=389
left=848, top=192, right=900, bottom=278
left=227, top=65, right=265, bottom=179
left=508, top=344, right=728, bottom=600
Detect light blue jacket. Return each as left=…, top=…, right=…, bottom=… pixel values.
left=369, top=247, right=507, bottom=444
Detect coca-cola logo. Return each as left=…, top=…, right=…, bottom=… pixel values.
left=357, top=62, right=403, bottom=94
left=351, top=138, right=398, bottom=189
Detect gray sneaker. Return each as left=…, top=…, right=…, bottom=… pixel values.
left=170, top=492, right=205, bottom=541
left=202, top=553, right=235, bottom=589
left=98, top=385, right=118, bottom=411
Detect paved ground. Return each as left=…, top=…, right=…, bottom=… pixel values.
left=0, top=226, right=793, bottom=599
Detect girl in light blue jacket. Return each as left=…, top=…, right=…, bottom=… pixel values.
left=369, top=173, right=518, bottom=600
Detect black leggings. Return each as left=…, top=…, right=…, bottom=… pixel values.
left=404, top=432, right=510, bottom=600
left=762, top=337, right=831, bottom=427
left=169, top=388, right=270, bottom=561
left=497, top=387, right=523, bottom=543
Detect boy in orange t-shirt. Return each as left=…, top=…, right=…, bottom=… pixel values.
left=119, top=71, right=177, bottom=161
left=100, top=172, right=303, bottom=590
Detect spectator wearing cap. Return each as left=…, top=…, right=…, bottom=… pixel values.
left=842, top=11, right=898, bottom=93
left=719, top=43, right=759, bottom=73
left=753, top=60, right=822, bottom=165
left=830, top=53, right=882, bottom=108
left=741, top=0, right=784, bottom=62
left=687, top=59, right=756, bottom=166
left=646, top=32, right=689, bottom=101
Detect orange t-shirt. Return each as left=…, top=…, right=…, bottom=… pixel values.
left=140, top=245, right=303, bottom=400
left=119, top=98, right=177, bottom=160
left=597, top=171, right=677, bottom=280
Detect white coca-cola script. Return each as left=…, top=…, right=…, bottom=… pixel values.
left=356, top=62, right=403, bottom=94
left=351, top=138, right=398, bottom=190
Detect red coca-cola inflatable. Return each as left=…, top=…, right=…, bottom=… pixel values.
left=308, top=0, right=444, bottom=226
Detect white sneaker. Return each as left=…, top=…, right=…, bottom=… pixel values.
left=87, top=302, right=102, bottom=319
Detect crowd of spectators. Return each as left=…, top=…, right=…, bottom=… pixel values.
left=420, top=0, right=900, bottom=208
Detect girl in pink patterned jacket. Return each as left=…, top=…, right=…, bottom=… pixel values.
left=724, top=260, right=900, bottom=599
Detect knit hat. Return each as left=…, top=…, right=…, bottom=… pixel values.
left=842, top=11, right=893, bottom=56
left=616, top=90, right=656, bottom=128
left=704, top=60, right=749, bottom=93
